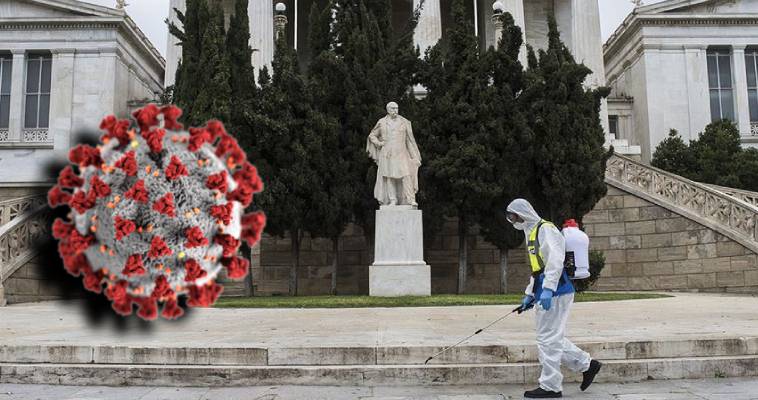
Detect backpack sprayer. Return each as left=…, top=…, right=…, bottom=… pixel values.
left=423, top=300, right=533, bottom=365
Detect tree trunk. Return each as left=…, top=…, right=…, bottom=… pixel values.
left=499, top=248, right=508, bottom=294
left=330, top=236, right=339, bottom=296
left=367, top=230, right=375, bottom=265
left=244, top=243, right=254, bottom=297
left=457, top=215, right=467, bottom=295
left=289, top=229, right=300, bottom=296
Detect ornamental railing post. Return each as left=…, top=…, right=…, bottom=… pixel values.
left=0, top=266, right=5, bottom=307
left=1, top=205, right=9, bottom=226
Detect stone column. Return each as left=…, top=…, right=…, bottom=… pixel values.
left=250, top=0, right=275, bottom=73
left=165, top=0, right=186, bottom=88
left=413, top=0, right=442, bottom=54
left=733, top=45, right=751, bottom=136
left=555, top=0, right=609, bottom=136
left=8, top=50, right=25, bottom=141
left=49, top=49, right=75, bottom=150
left=98, top=48, right=119, bottom=120
left=684, top=45, right=711, bottom=141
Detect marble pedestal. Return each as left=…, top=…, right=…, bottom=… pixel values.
left=369, top=205, right=431, bottom=297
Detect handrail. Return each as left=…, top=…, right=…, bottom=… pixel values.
left=706, top=184, right=758, bottom=209
left=606, top=154, right=758, bottom=254
left=0, top=195, right=47, bottom=227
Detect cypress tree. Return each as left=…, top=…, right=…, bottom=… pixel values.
left=252, top=33, right=338, bottom=295
left=416, top=0, right=501, bottom=294
left=522, top=16, right=611, bottom=225
left=299, top=0, right=421, bottom=294
left=478, top=11, right=533, bottom=293
left=189, top=4, right=232, bottom=126
left=170, top=0, right=209, bottom=122
left=224, top=0, right=260, bottom=295
left=307, top=1, right=355, bottom=295
left=226, top=0, right=258, bottom=132
left=308, top=0, right=334, bottom=57
left=328, top=0, right=421, bottom=239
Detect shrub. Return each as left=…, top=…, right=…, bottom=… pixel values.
left=573, top=250, right=605, bottom=293
left=651, top=129, right=695, bottom=177
left=652, top=120, right=758, bottom=191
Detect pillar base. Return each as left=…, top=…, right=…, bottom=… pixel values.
left=369, top=206, right=431, bottom=297
left=369, top=263, right=431, bottom=297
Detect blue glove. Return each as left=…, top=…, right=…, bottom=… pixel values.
left=520, top=295, right=535, bottom=312
left=538, top=289, right=554, bottom=311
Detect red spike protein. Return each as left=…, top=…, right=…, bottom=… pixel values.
left=48, top=105, right=266, bottom=320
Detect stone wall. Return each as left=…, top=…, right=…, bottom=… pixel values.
left=4, top=256, right=68, bottom=304
left=5, top=184, right=757, bottom=302
left=252, top=225, right=372, bottom=296
left=252, top=183, right=758, bottom=296
left=584, top=185, right=758, bottom=293
left=252, top=217, right=533, bottom=296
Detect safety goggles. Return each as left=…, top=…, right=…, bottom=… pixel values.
left=505, top=212, right=520, bottom=224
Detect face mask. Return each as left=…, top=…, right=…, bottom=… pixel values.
left=513, top=221, right=529, bottom=231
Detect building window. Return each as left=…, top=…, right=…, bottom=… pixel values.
left=0, top=55, right=11, bottom=131
left=24, top=54, right=51, bottom=130
left=707, top=48, right=735, bottom=122
left=608, top=115, right=619, bottom=137
left=746, top=49, right=758, bottom=132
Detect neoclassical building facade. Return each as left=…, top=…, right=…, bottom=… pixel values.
left=605, top=0, right=758, bottom=162
left=166, top=0, right=607, bottom=130
left=0, top=0, right=164, bottom=195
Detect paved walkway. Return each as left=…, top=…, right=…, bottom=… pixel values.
left=1, top=293, right=757, bottom=348
left=1, top=378, right=757, bottom=399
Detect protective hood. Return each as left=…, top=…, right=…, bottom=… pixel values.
left=506, top=198, right=542, bottom=232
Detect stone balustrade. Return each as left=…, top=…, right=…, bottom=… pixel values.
left=0, top=195, right=47, bottom=227
left=606, top=154, right=758, bottom=254
left=0, top=204, right=50, bottom=306
left=21, top=128, right=51, bottom=143
left=707, top=184, right=758, bottom=210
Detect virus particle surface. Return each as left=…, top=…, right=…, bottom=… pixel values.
left=49, top=105, right=266, bottom=320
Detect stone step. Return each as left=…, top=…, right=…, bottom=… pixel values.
left=2, top=355, right=757, bottom=386
left=2, top=337, right=756, bottom=366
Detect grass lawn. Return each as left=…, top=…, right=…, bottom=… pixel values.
left=214, top=292, right=670, bottom=309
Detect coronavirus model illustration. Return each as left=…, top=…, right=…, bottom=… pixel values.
left=48, top=104, right=265, bottom=320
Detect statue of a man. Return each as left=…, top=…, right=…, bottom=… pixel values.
left=366, top=102, right=422, bottom=207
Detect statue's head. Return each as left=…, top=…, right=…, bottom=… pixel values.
left=386, top=102, right=399, bottom=118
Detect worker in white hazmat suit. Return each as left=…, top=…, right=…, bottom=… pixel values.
left=506, top=199, right=602, bottom=398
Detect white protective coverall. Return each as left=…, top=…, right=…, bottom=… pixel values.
left=506, top=199, right=591, bottom=393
